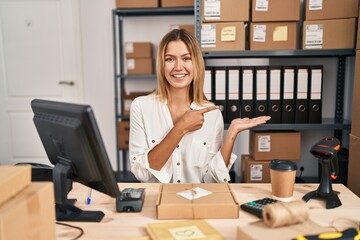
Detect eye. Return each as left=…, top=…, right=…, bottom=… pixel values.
left=165, top=57, right=174, bottom=62
left=183, top=57, right=192, bottom=61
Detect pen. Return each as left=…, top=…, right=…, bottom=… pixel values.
left=87, top=188, right=92, bottom=205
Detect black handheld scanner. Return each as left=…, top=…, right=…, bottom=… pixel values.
left=310, top=137, right=341, bottom=180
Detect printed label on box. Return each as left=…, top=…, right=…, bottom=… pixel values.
left=250, top=164, right=263, bottom=181
left=305, top=24, right=323, bottom=49
left=201, top=24, right=216, bottom=48
left=125, top=43, right=134, bottom=53
left=255, top=0, right=269, bottom=11
left=204, top=0, right=220, bottom=20
left=127, top=59, right=135, bottom=69
left=258, top=135, right=271, bottom=152
left=253, top=25, right=266, bottom=42
left=309, top=0, right=322, bottom=10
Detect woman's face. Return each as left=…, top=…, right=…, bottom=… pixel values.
left=164, top=40, right=194, bottom=91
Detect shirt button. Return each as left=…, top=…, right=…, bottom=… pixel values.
left=223, top=178, right=228, bottom=182
left=177, top=180, right=181, bottom=183
left=133, top=157, right=136, bottom=160
left=203, top=142, right=206, bottom=145
left=177, top=162, right=180, bottom=166
left=152, top=140, right=155, bottom=143
left=177, top=145, right=179, bottom=148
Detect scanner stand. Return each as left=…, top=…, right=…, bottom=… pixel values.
left=302, top=158, right=342, bottom=209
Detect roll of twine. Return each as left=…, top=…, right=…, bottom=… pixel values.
left=263, top=200, right=309, bottom=228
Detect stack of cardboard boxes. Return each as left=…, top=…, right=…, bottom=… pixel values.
left=201, top=0, right=248, bottom=51
left=302, top=0, right=358, bottom=50
left=241, top=131, right=301, bottom=183
left=0, top=166, right=56, bottom=240
left=250, top=0, right=299, bottom=50
left=116, top=0, right=193, bottom=9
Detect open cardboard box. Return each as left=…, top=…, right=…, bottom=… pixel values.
left=156, top=183, right=239, bottom=219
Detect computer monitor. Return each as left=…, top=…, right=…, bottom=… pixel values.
left=31, top=99, right=121, bottom=222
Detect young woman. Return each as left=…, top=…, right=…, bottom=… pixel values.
left=129, top=29, right=270, bottom=183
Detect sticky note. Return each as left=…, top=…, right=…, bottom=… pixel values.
left=273, top=26, right=288, bottom=41
left=221, top=26, right=236, bottom=42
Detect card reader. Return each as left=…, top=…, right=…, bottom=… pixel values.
left=116, top=188, right=145, bottom=212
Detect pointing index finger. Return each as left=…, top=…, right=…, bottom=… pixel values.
left=198, top=105, right=219, bottom=114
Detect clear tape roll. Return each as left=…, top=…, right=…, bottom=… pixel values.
left=263, top=200, right=309, bottom=228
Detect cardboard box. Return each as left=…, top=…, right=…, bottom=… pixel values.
left=305, top=0, right=359, bottom=20
left=241, top=155, right=270, bottom=183
left=351, top=50, right=360, bottom=136
left=118, top=121, right=130, bottom=149
left=161, top=0, right=194, bottom=8
left=0, top=182, right=56, bottom=240
left=201, top=22, right=246, bottom=52
left=202, top=0, right=249, bottom=22
left=252, top=0, right=300, bottom=22
left=348, top=133, right=360, bottom=197
left=156, top=183, right=239, bottom=219
left=249, top=131, right=301, bottom=161
left=237, top=220, right=333, bottom=240
left=0, top=165, right=31, bottom=206
left=250, top=22, right=297, bottom=50
left=126, top=58, right=153, bottom=75
left=170, top=24, right=195, bottom=36
left=302, top=18, right=356, bottom=50
left=357, top=11, right=360, bottom=49
left=122, top=90, right=152, bottom=115
left=125, top=42, right=153, bottom=59
left=116, top=0, right=158, bottom=9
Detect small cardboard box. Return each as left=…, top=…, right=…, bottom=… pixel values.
left=202, top=0, right=249, bottom=22
left=241, top=155, right=270, bottom=183
left=250, top=22, right=297, bottom=50
left=161, top=0, right=194, bottom=8
left=0, top=165, right=31, bottom=206
left=125, top=42, right=153, bottom=59
left=122, top=90, right=152, bottom=115
left=126, top=58, right=153, bottom=75
left=156, top=183, right=239, bottom=219
left=249, top=131, right=301, bottom=161
left=116, top=0, right=158, bottom=9
left=0, top=182, right=56, bottom=240
left=201, top=22, right=246, bottom=52
left=118, top=120, right=130, bottom=149
left=348, top=133, right=360, bottom=197
left=305, top=0, right=359, bottom=20
left=251, top=0, right=300, bottom=22
left=302, top=18, right=356, bottom=50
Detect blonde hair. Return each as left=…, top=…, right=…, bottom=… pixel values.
left=155, top=29, right=209, bottom=105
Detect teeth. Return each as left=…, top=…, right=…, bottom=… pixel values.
left=174, top=74, right=185, bottom=78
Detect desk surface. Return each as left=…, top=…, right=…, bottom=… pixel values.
left=57, top=183, right=360, bottom=240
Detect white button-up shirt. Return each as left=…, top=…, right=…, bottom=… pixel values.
left=129, top=94, right=237, bottom=183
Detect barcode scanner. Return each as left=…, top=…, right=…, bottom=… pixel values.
left=303, top=137, right=342, bottom=209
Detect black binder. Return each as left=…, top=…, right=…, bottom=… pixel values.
left=308, top=65, right=323, bottom=123
left=281, top=66, right=296, bottom=123
left=227, top=67, right=241, bottom=123
left=255, top=66, right=268, bottom=117
left=204, top=67, right=214, bottom=102
left=268, top=66, right=282, bottom=123
left=295, top=66, right=310, bottom=123
left=240, top=67, right=255, bottom=118
left=214, top=68, right=227, bottom=122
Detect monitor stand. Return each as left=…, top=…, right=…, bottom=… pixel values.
left=53, top=157, right=105, bottom=222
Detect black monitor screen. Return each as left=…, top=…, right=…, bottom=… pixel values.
left=31, top=99, right=121, bottom=222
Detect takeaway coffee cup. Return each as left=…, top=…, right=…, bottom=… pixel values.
left=269, top=159, right=297, bottom=202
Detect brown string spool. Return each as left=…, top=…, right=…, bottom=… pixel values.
left=263, top=200, right=309, bottom=228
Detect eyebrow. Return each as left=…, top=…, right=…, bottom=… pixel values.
left=165, top=53, right=191, bottom=57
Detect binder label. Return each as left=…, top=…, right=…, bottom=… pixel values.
left=242, top=69, right=254, bottom=100
left=229, top=70, right=239, bottom=100
left=256, top=70, right=267, bottom=100
left=270, top=69, right=281, bottom=100
left=311, top=69, right=322, bottom=100
left=297, top=69, right=308, bottom=99
left=204, top=0, right=221, bottom=20
left=204, top=70, right=212, bottom=100
left=283, top=69, right=294, bottom=99
left=215, top=70, right=226, bottom=100
left=258, top=136, right=270, bottom=152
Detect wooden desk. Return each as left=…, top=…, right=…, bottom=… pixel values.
left=57, top=183, right=360, bottom=240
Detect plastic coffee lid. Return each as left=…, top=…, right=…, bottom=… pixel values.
left=269, top=159, right=297, bottom=171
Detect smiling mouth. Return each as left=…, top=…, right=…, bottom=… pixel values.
left=172, top=74, right=187, bottom=79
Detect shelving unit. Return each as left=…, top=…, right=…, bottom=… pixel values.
left=112, top=7, right=194, bottom=181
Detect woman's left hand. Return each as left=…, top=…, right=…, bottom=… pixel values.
left=229, top=116, right=271, bottom=134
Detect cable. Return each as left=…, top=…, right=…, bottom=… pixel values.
left=56, top=222, right=84, bottom=240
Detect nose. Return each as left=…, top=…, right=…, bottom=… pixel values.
left=174, top=59, right=183, bottom=70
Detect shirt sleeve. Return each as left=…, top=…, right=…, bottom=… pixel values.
left=202, top=111, right=237, bottom=183
left=128, top=97, right=172, bottom=183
